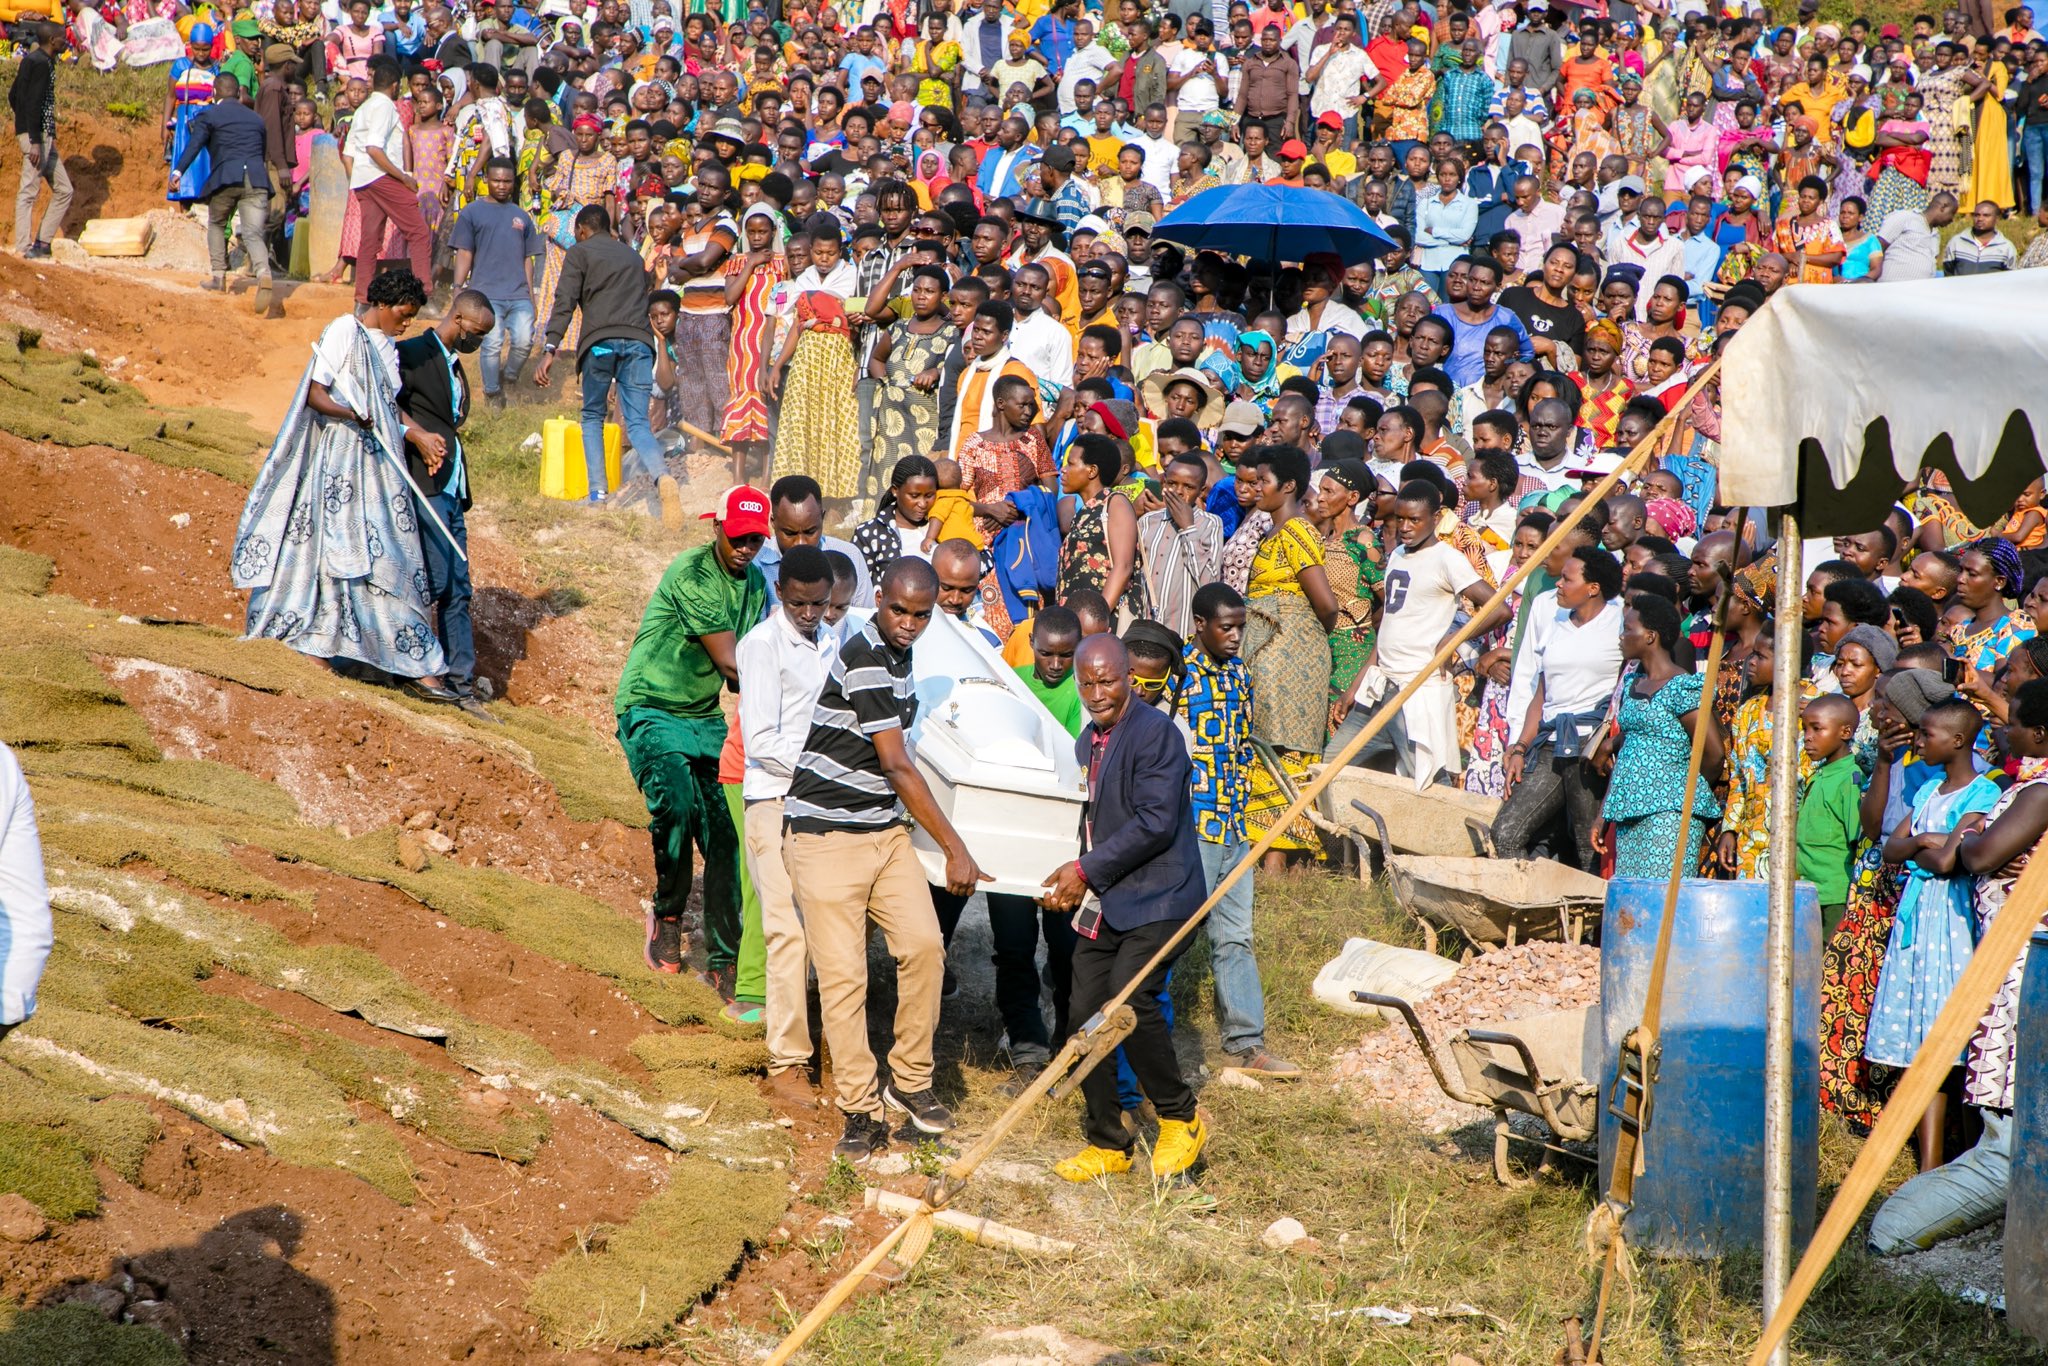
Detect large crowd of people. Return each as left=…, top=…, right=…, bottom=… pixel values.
left=9, top=0, right=2048, bottom=1206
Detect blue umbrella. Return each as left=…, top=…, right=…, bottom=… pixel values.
left=1149, top=184, right=1399, bottom=266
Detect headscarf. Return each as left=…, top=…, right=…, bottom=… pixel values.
left=1733, top=556, right=1775, bottom=613
left=739, top=201, right=787, bottom=247
left=1645, top=495, right=1697, bottom=540
left=1236, top=329, right=1278, bottom=399
left=572, top=113, right=604, bottom=132
left=1584, top=317, right=1625, bottom=351
left=1733, top=173, right=1766, bottom=201
left=1963, top=537, right=2027, bottom=598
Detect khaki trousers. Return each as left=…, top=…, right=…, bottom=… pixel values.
left=782, top=825, right=943, bottom=1119
left=743, top=797, right=812, bottom=1074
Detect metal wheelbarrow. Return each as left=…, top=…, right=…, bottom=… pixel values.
left=1348, top=804, right=1608, bottom=956
left=1309, top=762, right=1502, bottom=860
left=1353, top=989, right=1600, bottom=1185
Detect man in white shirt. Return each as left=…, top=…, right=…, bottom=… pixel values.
left=1328, top=477, right=1497, bottom=783
left=1165, top=17, right=1229, bottom=135
left=1131, top=103, right=1180, bottom=196
left=1057, top=18, right=1116, bottom=113
left=1009, top=262, right=1076, bottom=388
left=1609, top=193, right=1688, bottom=317
left=1493, top=544, right=1624, bottom=869
left=1305, top=14, right=1381, bottom=127
left=735, top=544, right=842, bottom=1106
left=344, top=57, right=434, bottom=307
left=752, top=475, right=875, bottom=609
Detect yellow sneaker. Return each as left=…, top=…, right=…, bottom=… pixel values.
left=1054, top=1145, right=1134, bottom=1183
left=1151, top=1116, right=1207, bottom=1179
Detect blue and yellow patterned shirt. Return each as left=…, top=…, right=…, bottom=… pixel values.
left=1178, top=643, right=1253, bottom=847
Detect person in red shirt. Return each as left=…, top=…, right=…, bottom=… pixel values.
left=1267, top=137, right=1311, bottom=186
left=1557, top=30, right=1615, bottom=112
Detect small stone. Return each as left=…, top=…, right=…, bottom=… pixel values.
left=420, top=830, right=456, bottom=855
left=405, top=810, right=436, bottom=830
left=395, top=831, right=431, bottom=873
left=168, top=512, right=192, bottom=529
left=1214, top=1068, right=1264, bottom=1091
left=1260, top=1217, right=1308, bottom=1250
left=0, top=1194, right=48, bottom=1243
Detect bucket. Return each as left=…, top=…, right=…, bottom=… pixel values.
left=1599, top=877, right=1821, bottom=1257
left=539, top=418, right=622, bottom=500
left=2007, top=930, right=2048, bottom=1341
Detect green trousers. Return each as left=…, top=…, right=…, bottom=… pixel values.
left=617, top=707, right=740, bottom=973
left=725, top=782, right=767, bottom=1004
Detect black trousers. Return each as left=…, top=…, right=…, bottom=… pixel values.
left=1491, top=743, right=1602, bottom=872
left=930, top=887, right=1076, bottom=1064
left=988, top=894, right=1076, bottom=1065
left=1069, top=917, right=1196, bottom=1152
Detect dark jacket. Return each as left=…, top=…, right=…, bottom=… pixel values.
left=175, top=99, right=272, bottom=197
left=394, top=330, right=471, bottom=505
left=543, top=231, right=656, bottom=370
left=1075, top=700, right=1206, bottom=931
left=9, top=46, right=55, bottom=143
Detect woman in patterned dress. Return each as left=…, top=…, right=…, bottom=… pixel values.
left=1956, top=687, right=2048, bottom=1115
left=1237, top=444, right=1339, bottom=864
left=1592, top=592, right=1722, bottom=878
left=1055, top=435, right=1149, bottom=624
left=533, top=117, right=621, bottom=359
left=1914, top=44, right=1991, bottom=197
left=1945, top=539, right=2036, bottom=674
left=1576, top=319, right=1635, bottom=448
left=164, top=27, right=219, bottom=207
left=1307, top=458, right=1384, bottom=715
left=719, top=205, right=787, bottom=479
left=867, top=265, right=957, bottom=480
left=958, top=376, right=1053, bottom=637
left=767, top=223, right=862, bottom=503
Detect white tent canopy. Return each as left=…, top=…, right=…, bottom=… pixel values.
left=1718, top=272, right=2048, bottom=536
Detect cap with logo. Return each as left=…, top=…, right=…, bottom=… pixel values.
left=707, top=485, right=771, bottom=539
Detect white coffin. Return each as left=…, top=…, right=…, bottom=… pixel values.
left=905, top=611, right=1088, bottom=897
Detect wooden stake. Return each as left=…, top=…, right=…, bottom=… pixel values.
left=864, top=1188, right=1078, bottom=1257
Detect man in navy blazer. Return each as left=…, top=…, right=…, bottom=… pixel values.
left=171, top=71, right=275, bottom=310
left=1040, top=634, right=1208, bottom=1185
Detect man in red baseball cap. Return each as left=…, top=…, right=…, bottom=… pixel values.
left=615, top=484, right=772, bottom=988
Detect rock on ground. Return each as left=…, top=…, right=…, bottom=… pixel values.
left=942, top=1324, right=1137, bottom=1365
left=0, top=1193, right=49, bottom=1243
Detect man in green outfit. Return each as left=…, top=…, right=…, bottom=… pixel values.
left=1011, top=604, right=1084, bottom=738
left=616, top=485, right=770, bottom=989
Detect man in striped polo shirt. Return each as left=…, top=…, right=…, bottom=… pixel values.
left=782, top=558, right=990, bottom=1163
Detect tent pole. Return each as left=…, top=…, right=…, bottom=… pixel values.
left=1760, top=519, right=1803, bottom=1366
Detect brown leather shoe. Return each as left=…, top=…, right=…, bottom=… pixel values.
left=762, top=1066, right=818, bottom=1111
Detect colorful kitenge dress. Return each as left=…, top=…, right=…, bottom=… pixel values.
left=1322, top=524, right=1383, bottom=706
left=960, top=427, right=1053, bottom=636
left=167, top=58, right=216, bottom=204
left=872, top=319, right=956, bottom=472
left=1057, top=491, right=1151, bottom=622
left=719, top=254, right=787, bottom=445
left=1864, top=775, right=2004, bottom=1067
left=1773, top=212, right=1845, bottom=285
left=1962, top=759, right=2048, bottom=1110
left=1578, top=376, right=1635, bottom=448
left=1602, top=671, right=1720, bottom=878
left=1462, top=589, right=1522, bottom=800
left=1243, top=516, right=1334, bottom=852
left=772, top=291, right=861, bottom=500
left=534, top=151, right=620, bottom=356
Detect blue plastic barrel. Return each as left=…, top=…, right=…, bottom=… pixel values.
left=1598, top=878, right=1821, bottom=1257
left=2007, top=930, right=2048, bottom=1342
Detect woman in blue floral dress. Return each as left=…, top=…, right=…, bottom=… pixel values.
left=1592, top=592, right=1723, bottom=878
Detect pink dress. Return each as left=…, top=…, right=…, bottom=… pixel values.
left=1662, top=115, right=1720, bottom=197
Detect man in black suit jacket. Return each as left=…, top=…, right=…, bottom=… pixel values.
left=395, top=290, right=498, bottom=717
left=1040, top=634, right=1209, bottom=1186
left=172, top=71, right=275, bottom=311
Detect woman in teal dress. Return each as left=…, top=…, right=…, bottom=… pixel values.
left=1594, top=592, right=1723, bottom=878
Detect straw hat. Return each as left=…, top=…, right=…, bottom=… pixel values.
left=1141, top=366, right=1225, bottom=427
